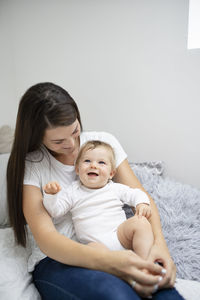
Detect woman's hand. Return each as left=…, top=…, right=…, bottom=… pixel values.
left=108, top=250, right=166, bottom=298
left=147, top=241, right=176, bottom=289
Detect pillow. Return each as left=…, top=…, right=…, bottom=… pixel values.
left=124, top=161, right=164, bottom=218
left=129, top=160, right=165, bottom=177
left=0, top=153, right=10, bottom=227
left=0, top=125, right=14, bottom=154
left=0, top=227, right=41, bottom=300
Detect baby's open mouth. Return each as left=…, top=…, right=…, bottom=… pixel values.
left=87, top=172, right=99, bottom=176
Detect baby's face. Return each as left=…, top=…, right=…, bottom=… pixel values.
left=76, top=146, right=115, bottom=189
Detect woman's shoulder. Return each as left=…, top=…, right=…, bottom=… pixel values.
left=80, top=131, right=119, bottom=145
left=80, top=131, right=127, bottom=168
left=26, top=149, right=44, bottom=161
left=24, top=148, right=54, bottom=185
left=25, top=147, right=51, bottom=168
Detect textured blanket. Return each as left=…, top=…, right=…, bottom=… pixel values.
left=127, top=162, right=200, bottom=282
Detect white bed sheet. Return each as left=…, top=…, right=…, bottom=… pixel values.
left=0, top=227, right=200, bottom=300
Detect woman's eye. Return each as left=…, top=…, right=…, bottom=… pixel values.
left=73, top=129, right=78, bottom=135
left=99, top=161, right=105, bottom=165
left=54, top=141, right=62, bottom=144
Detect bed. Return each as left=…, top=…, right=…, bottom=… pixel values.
left=0, top=126, right=200, bottom=299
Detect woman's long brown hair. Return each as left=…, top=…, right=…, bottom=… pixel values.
left=7, top=82, right=82, bottom=246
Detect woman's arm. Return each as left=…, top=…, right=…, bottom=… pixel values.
left=23, top=184, right=165, bottom=298
left=113, top=159, right=176, bottom=288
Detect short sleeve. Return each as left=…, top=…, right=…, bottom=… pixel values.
left=24, top=159, right=41, bottom=188
left=80, top=131, right=127, bottom=168
left=101, top=132, right=127, bottom=167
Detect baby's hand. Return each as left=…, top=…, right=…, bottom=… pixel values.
left=43, top=181, right=61, bottom=195
left=136, top=203, right=151, bottom=219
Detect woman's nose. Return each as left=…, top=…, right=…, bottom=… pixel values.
left=63, top=137, right=75, bottom=148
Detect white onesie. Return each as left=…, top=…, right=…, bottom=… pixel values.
left=43, top=180, right=150, bottom=250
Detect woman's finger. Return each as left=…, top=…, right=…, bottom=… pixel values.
left=111, top=250, right=166, bottom=288
left=128, top=279, right=160, bottom=298
left=170, top=271, right=176, bottom=287
left=129, top=266, right=164, bottom=286
left=128, top=253, right=166, bottom=281
left=136, top=259, right=166, bottom=276
left=161, top=260, right=176, bottom=288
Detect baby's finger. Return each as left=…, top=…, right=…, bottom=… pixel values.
left=55, top=182, right=61, bottom=192
left=144, top=208, right=150, bottom=219
left=147, top=209, right=152, bottom=219
left=142, top=207, right=148, bottom=216
left=46, top=183, right=53, bottom=192
left=51, top=182, right=59, bottom=192
left=137, top=208, right=144, bottom=218
left=43, top=184, right=47, bottom=191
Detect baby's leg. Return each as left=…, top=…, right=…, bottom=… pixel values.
left=117, top=215, right=154, bottom=259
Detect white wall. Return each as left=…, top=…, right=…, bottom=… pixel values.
left=1, top=0, right=200, bottom=188
left=0, top=1, right=16, bottom=124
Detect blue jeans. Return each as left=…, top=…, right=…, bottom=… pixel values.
left=33, top=257, right=185, bottom=300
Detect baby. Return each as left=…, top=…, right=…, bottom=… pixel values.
left=43, top=140, right=154, bottom=259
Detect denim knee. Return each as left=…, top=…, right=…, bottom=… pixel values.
left=153, top=287, right=185, bottom=300
left=33, top=257, right=140, bottom=300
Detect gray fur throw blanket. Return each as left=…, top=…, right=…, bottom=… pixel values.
left=125, top=162, right=200, bottom=282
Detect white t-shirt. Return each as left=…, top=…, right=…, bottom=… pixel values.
left=24, top=131, right=127, bottom=271
left=43, top=180, right=150, bottom=249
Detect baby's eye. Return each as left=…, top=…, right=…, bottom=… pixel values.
left=84, top=159, right=91, bottom=163
left=99, top=161, right=106, bottom=165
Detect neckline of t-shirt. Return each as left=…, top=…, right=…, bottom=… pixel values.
left=45, top=148, right=75, bottom=170
left=79, top=180, right=112, bottom=192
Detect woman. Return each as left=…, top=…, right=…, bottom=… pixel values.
left=7, top=82, right=183, bottom=299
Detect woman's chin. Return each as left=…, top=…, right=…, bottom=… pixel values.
left=62, top=147, right=75, bottom=154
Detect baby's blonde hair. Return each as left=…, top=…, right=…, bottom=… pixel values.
left=75, top=140, right=116, bottom=170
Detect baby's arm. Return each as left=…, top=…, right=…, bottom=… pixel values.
left=117, top=183, right=152, bottom=218
left=43, top=181, right=71, bottom=218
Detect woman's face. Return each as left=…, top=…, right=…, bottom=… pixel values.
left=43, top=119, right=81, bottom=155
